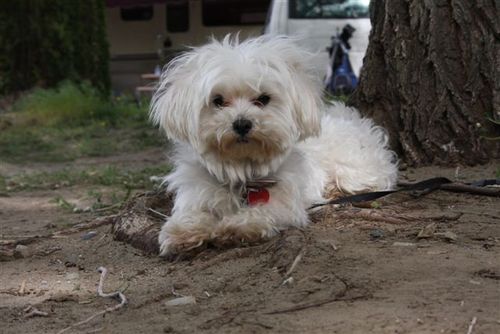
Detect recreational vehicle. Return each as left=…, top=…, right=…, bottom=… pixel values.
left=105, top=0, right=270, bottom=93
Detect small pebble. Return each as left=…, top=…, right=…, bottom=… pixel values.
left=436, top=231, right=458, bottom=242
left=417, top=223, right=436, bottom=239
left=65, top=272, right=80, bottom=280
left=81, top=231, right=98, bottom=240
left=14, top=245, right=32, bottom=258
left=164, top=296, right=196, bottom=307
left=369, top=229, right=385, bottom=240
left=172, top=282, right=188, bottom=290
left=393, top=242, right=416, bottom=247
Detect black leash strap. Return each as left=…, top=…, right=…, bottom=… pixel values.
left=309, top=177, right=499, bottom=210
left=470, top=179, right=500, bottom=187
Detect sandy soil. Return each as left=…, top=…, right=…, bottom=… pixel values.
left=1, top=155, right=499, bottom=334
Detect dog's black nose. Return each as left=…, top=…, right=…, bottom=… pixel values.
left=232, top=118, right=253, bottom=137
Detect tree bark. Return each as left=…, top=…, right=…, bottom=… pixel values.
left=350, top=0, right=499, bottom=166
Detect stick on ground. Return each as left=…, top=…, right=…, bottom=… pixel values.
left=56, top=267, right=127, bottom=334
left=285, top=249, right=304, bottom=277
left=466, top=316, right=477, bottom=334
left=23, top=306, right=49, bottom=318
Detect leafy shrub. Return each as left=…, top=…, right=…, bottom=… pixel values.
left=0, top=0, right=110, bottom=95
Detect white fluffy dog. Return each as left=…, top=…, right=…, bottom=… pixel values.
left=151, top=35, right=398, bottom=256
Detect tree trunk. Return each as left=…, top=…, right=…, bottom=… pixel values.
left=350, top=0, right=499, bottom=166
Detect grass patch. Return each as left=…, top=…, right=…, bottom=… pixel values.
left=0, top=82, right=165, bottom=163
left=0, top=122, right=165, bottom=162
left=1, top=165, right=172, bottom=193
left=0, top=175, right=7, bottom=194
left=11, top=81, right=136, bottom=127
left=51, top=188, right=133, bottom=214
left=51, top=195, right=77, bottom=211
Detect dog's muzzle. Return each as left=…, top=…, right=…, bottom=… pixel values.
left=232, top=118, right=253, bottom=137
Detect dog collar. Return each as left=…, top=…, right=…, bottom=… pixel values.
left=241, top=178, right=277, bottom=206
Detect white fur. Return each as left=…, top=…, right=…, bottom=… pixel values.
left=151, top=35, right=398, bottom=256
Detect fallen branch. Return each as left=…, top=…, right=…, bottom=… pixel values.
left=284, top=249, right=304, bottom=277
left=264, top=291, right=369, bottom=315
left=53, top=216, right=116, bottom=237
left=466, top=316, right=477, bottom=334
left=0, top=235, right=48, bottom=247
left=36, top=246, right=62, bottom=256
left=18, top=279, right=26, bottom=295
left=0, top=216, right=116, bottom=248
left=335, top=209, right=417, bottom=225
left=56, top=267, right=127, bottom=334
left=23, top=306, right=49, bottom=318
left=147, top=207, right=168, bottom=219
left=92, top=203, right=122, bottom=213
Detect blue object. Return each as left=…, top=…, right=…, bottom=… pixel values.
left=326, top=25, right=359, bottom=95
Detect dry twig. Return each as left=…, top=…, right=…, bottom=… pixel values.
left=56, top=267, right=127, bottom=334
left=92, top=203, right=122, bottom=213
left=18, top=279, right=26, bottom=295
left=466, top=316, right=477, bottom=334
left=264, top=291, right=369, bottom=315
left=23, top=306, right=49, bottom=318
left=335, top=209, right=416, bottom=225
left=285, top=249, right=304, bottom=277
left=1, top=216, right=116, bottom=247
left=53, top=216, right=116, bottom=237
left=147, top=207, right=169, bottom=219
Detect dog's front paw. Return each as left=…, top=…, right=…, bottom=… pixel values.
left=213, top=216, right=279, bottom=248
left=158, top=216, right=215, bottom=257
left=158, top=227, right=208, bottom=257
left=158, top=231, right=198, bottom=257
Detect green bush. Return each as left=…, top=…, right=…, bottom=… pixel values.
left=0, top=0, right=110, bottom=96
left=12, top=81, right=128, bottom=126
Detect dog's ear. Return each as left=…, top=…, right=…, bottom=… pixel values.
left=270, top=38, right=323, bottom=140
left=150, top=53, right=202, bottom=144
left=287, top=62, right=322, bottom=140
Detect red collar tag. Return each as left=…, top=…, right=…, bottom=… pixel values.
left=247, top=188, right=270, bottom=206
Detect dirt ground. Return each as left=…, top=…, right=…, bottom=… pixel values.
left=1, top=153, right=499, bottom=334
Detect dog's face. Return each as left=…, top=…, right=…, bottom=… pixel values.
left=151, top=36, right=323, bottom=164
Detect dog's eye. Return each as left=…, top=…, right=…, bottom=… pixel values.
left=253, top=94, right=271, bottom=107
left=213, top=95, right=224, bottom=108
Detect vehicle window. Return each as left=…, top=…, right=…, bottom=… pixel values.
left=120, top=6, right=154, bottom=21
left=202, top=0, right=270, bottom=26
left=289, top=0, right=370, bottom=19
left=167, top=0, right=189, bottom=32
